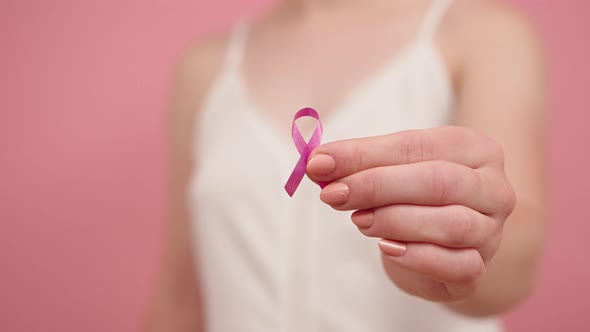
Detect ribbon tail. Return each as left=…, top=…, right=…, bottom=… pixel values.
left=284, top=156, right=308, bottom=197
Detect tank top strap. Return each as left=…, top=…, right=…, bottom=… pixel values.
left=224, top=20, right=250, bottom=71
left=417, top=0, right=455, bottom=41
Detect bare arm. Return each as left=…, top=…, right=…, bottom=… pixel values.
left=447, top=0, right=546, bottom=316
left=305, top=0, right=547, bottom=318
left=144, top=34, right=226, bottom=331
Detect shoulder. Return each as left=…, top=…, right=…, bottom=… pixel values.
left=172, top=30, right=231, bottom=108
left=449, top=0, right=534, bottom=24
left=446, top=0, right=544, bottom=61
left=167, top=30, right=232, bottom=157
left=167, top=30, right=231, bottom=132
left=439, top=0, right=545, bottom=92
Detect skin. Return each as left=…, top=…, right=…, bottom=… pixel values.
left=146, top=0, right=546, bottom=329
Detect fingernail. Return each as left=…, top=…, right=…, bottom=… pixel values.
left=307, top=154, right=336, bottom=177
left=351, top=209, right=374, bottom=228
left=320, top=182, right=349, bottom=205
left=378, top=239, right=407, bottom=257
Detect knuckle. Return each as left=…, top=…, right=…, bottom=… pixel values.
left=490, top=142, right=505, bottom=165
left=421, top=280, right=454, bottom=302
left=351, top=143, right=365, bottom=172
left=364, top=171, right=380, bottom=207
left=440, top=283, right=472, bottom=303
left=380, top=207, right=402, bottom=238
left=481, top=232, right=503, bottom=263
left=399, top=131, right=435, bottom=164
left=500, top=182, right=517, bottom=215
left=457, top=251, right=485, bottom=285
left=437, top=283, right=457, bottom=302
left=449, top=207, right=473, bottom=246
left=483, top=134, right=506, bottom=165
left=430, top=163, right=455, bottom=204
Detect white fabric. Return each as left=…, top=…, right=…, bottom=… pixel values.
left=189, top=0, right=502, bottom=331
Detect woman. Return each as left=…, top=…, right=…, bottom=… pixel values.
left=147, top=0, right=546, bottom=330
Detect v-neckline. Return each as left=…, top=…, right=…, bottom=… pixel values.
left=234, top=39, right=423, bottom=154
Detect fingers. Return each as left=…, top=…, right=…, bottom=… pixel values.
left=352, top=205, right=500, bottom=260
left=307, top=126, right=504, bottom=182
left=320, top=160, right=514, bottom=216
left=379, top=241, right=485, bottom=301
left=380, top=258, right=453, bottom=302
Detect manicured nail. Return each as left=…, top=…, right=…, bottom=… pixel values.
left=378, top=239, right=407, bottom=257
left=351, top=209, right=374, bottom=228
left=307, top=154, right=336, bottom=177
left=320, top=182, right=349, bottom=205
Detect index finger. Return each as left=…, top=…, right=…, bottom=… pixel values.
left=307, top=126, right=500, bottom=182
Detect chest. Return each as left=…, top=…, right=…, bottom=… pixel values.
left=195, top=63, right=452, bottom=199
left=241, top=14, right=435, bottom=134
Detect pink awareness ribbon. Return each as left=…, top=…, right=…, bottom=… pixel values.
left=284, top=107, right=328, bottom=197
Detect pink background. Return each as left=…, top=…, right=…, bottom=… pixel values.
left=1, top=0, right=589, bottom=331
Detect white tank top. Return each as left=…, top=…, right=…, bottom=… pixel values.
left=190, top=0, right=502, bottom=331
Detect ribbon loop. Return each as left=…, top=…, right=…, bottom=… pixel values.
left=284, top=107, right=325, bottom=197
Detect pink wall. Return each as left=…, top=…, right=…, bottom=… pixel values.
left=504, top=0, right=590, bottom=330
left=1, top=0, right=588, bottom=331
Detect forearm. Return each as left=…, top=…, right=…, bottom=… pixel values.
left=144, top=292, right=204, bottom=332
left=446, top=201, right=546, bottom=317
left=144, top=224, right=205, bottom=332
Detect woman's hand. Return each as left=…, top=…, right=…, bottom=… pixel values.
left=307, top=126, right=516, bottom=302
